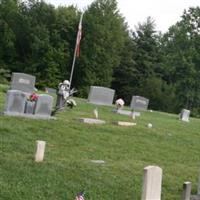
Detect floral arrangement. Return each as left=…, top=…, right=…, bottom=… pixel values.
left=66, top=98, right=77, bottom=109
left=28, top=93, right=39, bottom=102
left=115, top=98, right=125, bottom=110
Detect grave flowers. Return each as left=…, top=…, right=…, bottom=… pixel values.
left=25, top=93, right=39, bottom=114
left=28, top=93, right=39, bottom=102
left=66, top=98, right=77, bottom=109
left=115, top=98, right=125, bottom=110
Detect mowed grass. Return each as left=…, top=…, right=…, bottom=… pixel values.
left=0, top=84, right=200, bottom=200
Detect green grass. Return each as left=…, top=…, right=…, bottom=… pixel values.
left=0, top=84, right=200, bottom=200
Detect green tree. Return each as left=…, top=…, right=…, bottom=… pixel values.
left=161, top=7, right=200, bottom=115
left=73, top=0, right=126, bottom=96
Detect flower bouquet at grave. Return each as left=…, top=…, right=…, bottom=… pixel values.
left=66, top=98, right=77, bottom=109
left=115, top=98, right=125, bottom=110
left=28, top=93, right=39, bottom=102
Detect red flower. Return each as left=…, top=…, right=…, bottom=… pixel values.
left=29, top=93, right=38, bottom=101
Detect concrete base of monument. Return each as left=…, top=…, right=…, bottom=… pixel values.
left=114, top=121, right=137, bottom=126
left=3, top=112, right=56, bottom=120
left=78, top=118, right=106, bottom=124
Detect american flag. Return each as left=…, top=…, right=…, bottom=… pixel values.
left=75, top=192, right=84, bottom=200
left=75, top=13, right=83, bottom=57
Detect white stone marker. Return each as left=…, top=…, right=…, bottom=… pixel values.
left=141, top=165, right=162, bottom=200
left=116, top=121, right=136, bottom=127
left=34, top=140, right=46, bottom=162
left=182, top=182, right=191, bottom=200
left=91, top=160, right=105, bottom=164
left=198, top=173, right=200, bottom=195
left=180, top=109, right=190, bottom=122
left=93, top=107, right=98, bottom=119
left=79, top=118, right=106, bottom=124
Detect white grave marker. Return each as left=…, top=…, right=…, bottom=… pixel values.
left=180, top=109, right=190, bottom=122
left=34, top=140, right=46, bottom=162
left=198, top=173, right=200, bottom=195
left=141, top=165, right=162, bottom=200
left=182, top=182, right=191, bottom=200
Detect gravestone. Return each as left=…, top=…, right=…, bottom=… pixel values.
left=34, top=140, right=46, bottom=162
left=4, top=90, right=26, bottom=115
left=198, top=173, right=200, bottom=195
left=45, top=87, right=56, bottom=94
left=182, top=182, right=191, bottom=200
left=130, top=96, right=149, bottom=111
left=79, top=118, right=106, bottom=124
left=88, top=86, right=115, bottom=106
left=141, top=165, right=162, bottom=200
left=10, top=73, right=35, bottom=93
left=180, top=109, right=190, bottom=122
left=34, top=94, right=53, bottom=116
left=116, top=109, right=141, bottom=117
left=91, top=160, right=105, bottom=164
left=25, top=101, right=36, bottom=114
left=114, top=121, right=136, bottom=126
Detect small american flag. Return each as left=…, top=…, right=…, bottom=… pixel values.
left=75, top=192, right=84, bottom=200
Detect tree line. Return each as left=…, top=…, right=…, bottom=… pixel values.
left=0, top=0, right=200, bottom=117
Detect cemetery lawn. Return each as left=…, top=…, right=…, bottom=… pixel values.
left=0, top=84, right=200, bottom=200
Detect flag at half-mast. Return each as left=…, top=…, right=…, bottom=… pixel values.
left=75, top=13, right=83, bottom=57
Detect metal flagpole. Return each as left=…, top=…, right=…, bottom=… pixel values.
left=69, top=13, right=83, bottom=90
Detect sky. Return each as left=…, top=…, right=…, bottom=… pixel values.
left=45, top=0, right=199, bottom=33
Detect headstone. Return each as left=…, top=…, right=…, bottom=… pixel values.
left=10, top=73, right=36, bottom=93
left=4, top=90, right=26, bottom=115
left=88, top=86, right=115, bottom=106
left=182, top=182, right=191, bottom=200
left=190, top=195, right=200, bottom=200
left=79, top=118, right=106, bottom=124
left=45, top=87, right=56, bottom=94
left=34, top=140, right=46, bottom=162
left=141, top=165, right=162, bottom=200
left=116, top=109, right=141, bottom=117
left=115, top=121, right=136, bottom=126
left=91, top=160, right=105, bottom=164
left=93, top=107, right=98, bottom=119
left=130, top=96, right=149, bottom=111
left=117, top=109, right=132, bottom=115
left=180, top=109, right=190, bottom=122
left=25, top=101, right=36, bottom=114
left=34, top=94, right=53, bottom=116
left=198, top=173, right=200, bottom=195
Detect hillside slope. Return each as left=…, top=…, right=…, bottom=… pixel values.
left=0, top=84, right=200, bottom=200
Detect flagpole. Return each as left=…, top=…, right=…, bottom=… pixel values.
left=69, top=13, right=83, bottom=90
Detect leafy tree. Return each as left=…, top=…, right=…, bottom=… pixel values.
left=112, top=31, right=138, bottom=104
left=161, top=7, right=200, bottom=115
left=73, top=0, right=126, bottom=96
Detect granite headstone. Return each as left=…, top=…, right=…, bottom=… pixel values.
left=4, top=90, right=26, bottom=115
left=130, top=96, right=149, bottom=111
left=88, top=86, right=115, bottom=106
left=11, top=72, right=35, bottom=93
left=45, top=87, right=56, bottom=94
left=34, top=94, right=53, bottom=116
left=180, top=109, right=190, bottom=122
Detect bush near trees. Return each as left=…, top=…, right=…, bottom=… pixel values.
left=0, top=0, right=199, bottom=117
